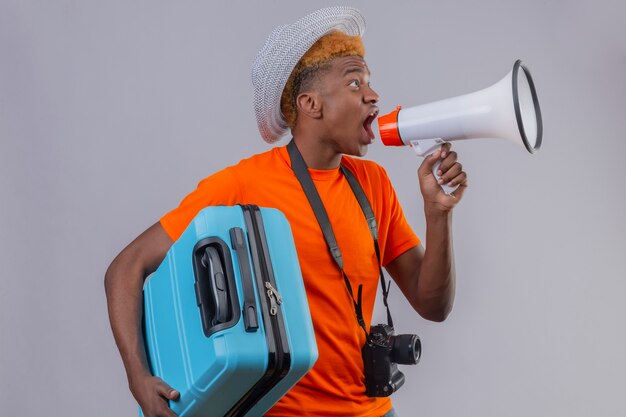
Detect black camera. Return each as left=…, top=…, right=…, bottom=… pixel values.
left=362, top=324, right=421, bottom=397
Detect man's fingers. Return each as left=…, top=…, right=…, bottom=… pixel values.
left=158, top=403, right=180, bottom=417
left=133, top=376, right=180, bottom=417
left=153, top=393, right=180, bottom=417
left=437, top=151, right=459, bottom=175
left=449, top=181, right=468, bottom=200
left=418, top=149, right=442, bottom=176
left=417, top=143, right=468, bottom=204
left=418, top=144, right=454, bottom=177
left=440, top=142, right=452, bottom=158
left=155, top=379, right=179, bottom=401
left=438, top=162, right=463, bottom=184
left=447, top=171, right=468, bottom=187
left=141, top=395, right=180, bottom=417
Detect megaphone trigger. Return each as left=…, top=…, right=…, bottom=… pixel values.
left=409, top=138, right=446, bottom=157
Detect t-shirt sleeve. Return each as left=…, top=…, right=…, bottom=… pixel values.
left=375, top=166, right=421, bottom=267
left=160, top=166, right=242, bottom=241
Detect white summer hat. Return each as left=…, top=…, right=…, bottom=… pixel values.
left=251, top=6, right=366, bottom=143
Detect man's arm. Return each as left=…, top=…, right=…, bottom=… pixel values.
left=104, top=221, right=180, bottom=417
left=385, top=143, right=467, bottom=322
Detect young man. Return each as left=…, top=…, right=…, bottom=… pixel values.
left=105, top=6, right=467, bottom=417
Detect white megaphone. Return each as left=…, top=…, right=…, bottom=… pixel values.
left=378, top=59, right=542, bottom=194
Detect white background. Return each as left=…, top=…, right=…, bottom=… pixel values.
left=1, top=1, right=625, bottom=416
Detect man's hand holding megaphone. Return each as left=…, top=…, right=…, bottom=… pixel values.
left=417, top=143, right=468, bottom=212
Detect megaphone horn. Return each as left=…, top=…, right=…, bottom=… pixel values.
left=378, top=59, right=543, bottom=194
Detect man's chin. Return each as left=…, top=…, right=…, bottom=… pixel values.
left=347, top=142, right=369, bottom=158
left=337, top=135, right=371, bottom=157
left=358, top=134, right=374, bottom=156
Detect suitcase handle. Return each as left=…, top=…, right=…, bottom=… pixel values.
left=193, top=239, right=240, bottom=337
left=200, top=246, right=231, bottom=325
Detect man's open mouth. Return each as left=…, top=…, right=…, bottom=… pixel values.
left=363, top=108, right=379, bottom=140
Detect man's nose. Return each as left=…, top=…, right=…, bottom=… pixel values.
left=364, top=85, right=380, bottom=104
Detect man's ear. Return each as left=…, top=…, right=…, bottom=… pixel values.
left=295, top=91, right=323, bottom=121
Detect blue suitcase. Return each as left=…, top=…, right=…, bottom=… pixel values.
left=141, top=205, right=318, bottom=417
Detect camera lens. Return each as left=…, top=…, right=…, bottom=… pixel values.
left=391, top=334, right=421, bottom=365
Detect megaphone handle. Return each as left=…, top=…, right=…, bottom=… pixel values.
left=431, top=159, right=457, bottom=195
left=409, top=138, right=458, bottom=195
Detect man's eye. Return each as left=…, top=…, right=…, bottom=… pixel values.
left=349, top=80, right=360, bottom=88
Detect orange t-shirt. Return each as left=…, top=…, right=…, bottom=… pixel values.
left=160, top=146, right=420, bottom=417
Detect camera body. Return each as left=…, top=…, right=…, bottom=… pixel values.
left=362, top=324, right=421, bottom=397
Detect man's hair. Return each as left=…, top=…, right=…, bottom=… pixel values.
left=280, top=30, right=365, bottom=128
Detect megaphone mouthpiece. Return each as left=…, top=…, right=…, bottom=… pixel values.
left=378, top=105, right=404, bottom=146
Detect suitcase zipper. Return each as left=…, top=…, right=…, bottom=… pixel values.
left=225, top=205, right=291, bottom=417
left=265, top=282, right=282, bottom=316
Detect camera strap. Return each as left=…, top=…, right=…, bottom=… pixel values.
left=287, top=139, right=394, bottom=337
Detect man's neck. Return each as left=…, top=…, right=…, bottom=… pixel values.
left=291, top=127, right=342, bottom=170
